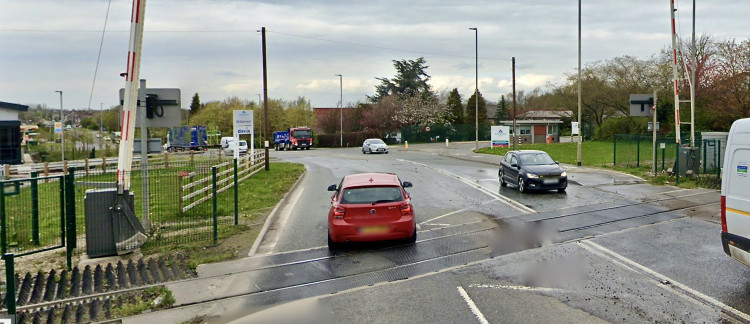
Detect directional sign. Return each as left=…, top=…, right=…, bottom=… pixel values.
left=629, top=94, right=654, bottom=117
left=54, top=122, right=63, bottom=134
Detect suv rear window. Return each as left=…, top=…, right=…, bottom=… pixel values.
left=340, top=186, right=404, bottom=204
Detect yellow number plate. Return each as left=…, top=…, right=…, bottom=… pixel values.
left=360, top=226, right=389, bottom=234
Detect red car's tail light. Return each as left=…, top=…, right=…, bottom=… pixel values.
left=400, top=203, right=412, bottom=215
left=721, top=195, right=727, bottom=233
left=334, top=206, right=346, bottom=219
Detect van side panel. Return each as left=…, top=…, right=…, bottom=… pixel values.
left=726, top=148, right=750, bottom=238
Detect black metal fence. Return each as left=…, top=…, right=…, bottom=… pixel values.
left=74, top=151, right=266, bottom=253
left=613, top=133, right=723, bottom=187
left=1, top=151, right=267, bottom=316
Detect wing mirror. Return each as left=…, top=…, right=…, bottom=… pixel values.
left=402, top=181, right=413, bottom=188
left=327, top=184, right=337, bottom=191
left=510, top=163, right=518, bottom=168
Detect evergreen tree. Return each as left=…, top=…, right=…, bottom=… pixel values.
left=446, top=88, right=463, bottom=125
left=494, top=95, right=510, bottom=123
left=369, top=57, right=433, bottom=102
left=190, top=93, right=201, bottom=115
left=465, top=91, right=488, bottom=125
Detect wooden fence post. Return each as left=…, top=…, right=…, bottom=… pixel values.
left=44, top=162, right=49, bottom=182
left=84, top=159, right=89, bottom=176
left=164, top=152, right=169, bottom=168
left=101, top=157, right=107, bottom=172
left=190, top=151, right=194, bottom=166
left=189, top=172, right=195, bottom=207
left=63, top=161, right=68, bottom=174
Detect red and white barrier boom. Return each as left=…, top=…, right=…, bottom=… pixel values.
left=117, top=0, right=147, bottom=190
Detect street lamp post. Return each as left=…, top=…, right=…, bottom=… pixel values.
left=576, top=0, right=583, bottom=166
left=100, top=103, right=104, bottom=149
left=55, top=90, right=65, bottom=162
left=469, top=27, right=478, bottom=150
left=335, top=74, right=343, bottom=147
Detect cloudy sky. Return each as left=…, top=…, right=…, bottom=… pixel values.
left=1, top=0, right=748, bottom=112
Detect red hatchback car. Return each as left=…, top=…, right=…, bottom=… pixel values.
left=327, top=173, right=417, bottom=248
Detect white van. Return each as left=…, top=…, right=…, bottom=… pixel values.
left=721, top=118, right=750, bottom=267
left=224, top=140, right=248, bottom=156
left=220, top=136, right=235, bottom=149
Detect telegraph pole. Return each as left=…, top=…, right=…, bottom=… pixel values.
left=262, top=27, right=270, bottom=171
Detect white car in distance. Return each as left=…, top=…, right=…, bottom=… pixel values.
left=362, top=138, right=389, bottom=154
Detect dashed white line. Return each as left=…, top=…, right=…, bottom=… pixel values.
left=469, top=284, right=567, bottom=293
left=418, top=200, right=494, bottom=226
left=457, top=286, right=490, bottom=324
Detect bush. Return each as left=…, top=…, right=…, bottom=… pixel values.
left=315, top=131, right=382, bottom=148
left=594, top=117, right=649, bottom=140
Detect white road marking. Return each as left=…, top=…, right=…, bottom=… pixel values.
left=469, top=284, right=567, bottom=293
left=579, top=240, right=750, bottom=322
left=398, top=159, right=535, bottom=214
left=457, top=286, right=490, bottom=324
left=418, top=202, right=493, bottom=226
left=260, top=188, right=304, bottom=255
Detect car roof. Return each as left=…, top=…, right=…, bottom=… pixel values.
left=365, top=138, right=384, bottom=141
left=342, top=173, right=400, bottom=188
left=511, top=150, right=547, bottom=155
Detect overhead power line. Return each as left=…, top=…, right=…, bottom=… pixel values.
left=2, top=28, right=511, bottom=62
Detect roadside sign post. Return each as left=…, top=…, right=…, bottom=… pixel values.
left=233, top=110, right=254, bottom=162
left=652, top=91, right=658, bottom=174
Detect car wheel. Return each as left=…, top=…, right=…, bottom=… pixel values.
left=499, top=169, right=507, bottom=187
left=405, top=228, right=417, bottom=244
left=362, top=149, right=366, bottom=154
left=328, top=232, right=340, bottom=250
left=557, top=187, right=566, bottom=193
left=518, top=177, right=526, bottom=193
left=385, top=151, right=389, bottom=154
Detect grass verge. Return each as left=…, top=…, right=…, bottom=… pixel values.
left=476, top=142, right=719, bottom=189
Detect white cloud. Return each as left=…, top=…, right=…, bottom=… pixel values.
left=1, top=0, right=748, bottom=109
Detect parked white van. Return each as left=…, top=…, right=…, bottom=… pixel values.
left=721, top=118, right=750, bottom=267
left=224, top=140, right=248, bottom=156
left=220, top=136, right=235, bottom=149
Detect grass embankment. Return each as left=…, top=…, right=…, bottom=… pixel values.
left=476, top=142, right=717, bottom=189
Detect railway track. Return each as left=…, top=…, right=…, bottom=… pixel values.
left=3, top=191, right=718, bottom=323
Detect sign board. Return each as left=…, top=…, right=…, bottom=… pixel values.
left=648, top=122, right=660, bottom=131
left=233, top=110, right=254, bottom=160
left=119, top=88, right=181, bottom=128
left=571, top=122, right=580, bottom=135
left=54, top=122, right=63, bottom=134
left=233, top=110, right=254, bottom=136
left=660, top=142, right=666, bottom=149
left=490, top=126, right=510, bottom=147
left=629, top=94, right=654, bottom=117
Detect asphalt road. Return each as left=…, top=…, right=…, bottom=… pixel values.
left=127, top=142, right=749, bottom=324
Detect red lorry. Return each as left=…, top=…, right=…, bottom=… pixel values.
left=273, top=127, right=314, bottom=150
